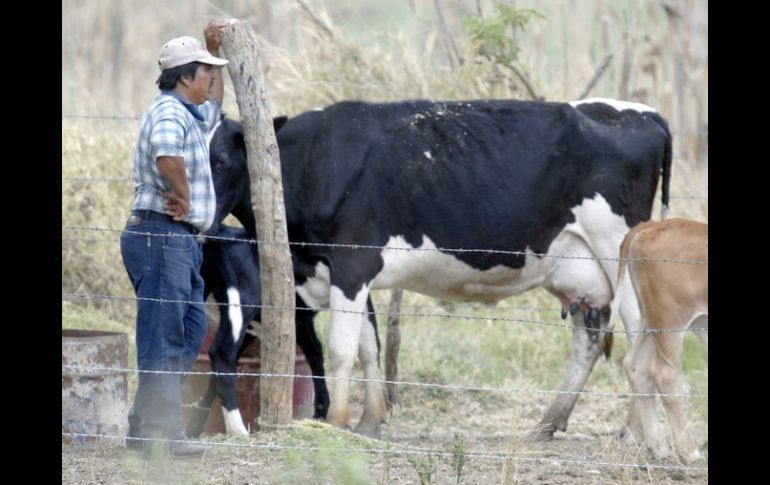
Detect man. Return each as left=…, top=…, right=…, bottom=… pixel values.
left=120, top=20, right=229, bottom=458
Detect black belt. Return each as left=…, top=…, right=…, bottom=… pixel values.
left=129, top=210, right=199, bottom=234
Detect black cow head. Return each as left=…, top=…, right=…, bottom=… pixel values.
left=207, top=115, right=289, bottom=237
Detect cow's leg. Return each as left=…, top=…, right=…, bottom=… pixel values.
left=327, top=284, right=370, bottom=430
left=295, top=300, right=330, bottom=420
left=187, top=290, right=248, bottom=437
left=186, top=326, right=251, bottom=436
left=355, top=297, right=386, bottom=438
left=653, top=328, right=700, bottom=462
left=209, top=331, right=249, bottom=435
left=623, top=332, right=668, bottom=458
left=186, top=375, right=217, bottom=438
left=209, top=289, right=252, bottom=436
left=536, top=308, right=606, bottom=439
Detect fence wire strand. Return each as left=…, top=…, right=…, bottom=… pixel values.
left=62, top=363, right=702, bottom=399
left=60, top=432, right=707, bottom=472
left=62, top=225, right=708, bottom=265
left=61, top=292, right=707, bottom=335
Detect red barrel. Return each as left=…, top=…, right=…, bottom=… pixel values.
left=182, top=326, right=314, bottom=434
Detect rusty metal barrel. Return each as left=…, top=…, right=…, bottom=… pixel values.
left=182, top=326, right=314, bottom=434
left=62, top=329, right=129, bottom=445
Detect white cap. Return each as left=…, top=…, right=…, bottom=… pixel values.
left=158, top=36, right=228, bottom=71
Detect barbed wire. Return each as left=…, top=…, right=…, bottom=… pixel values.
left=59, top=286, right=563, bottom=314
left=62, top=362, right=702, bottom=399
left=61, top=292, right=707, bottom=335
left=60, top=432, right=707, bottom=472
left=380, top=303, right=561, bottom=313
left=63, top=288, right=558, bottom=314
left=62, top=225, right=708, bottom=265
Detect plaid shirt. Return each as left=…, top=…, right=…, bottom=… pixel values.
left=129, top=92, right=220, bottom=233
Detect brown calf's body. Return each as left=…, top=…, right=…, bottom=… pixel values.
left=612, top=218, right=707, bottom=462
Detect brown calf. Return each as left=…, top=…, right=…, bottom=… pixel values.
left=608, top=218, right=707, bottom=462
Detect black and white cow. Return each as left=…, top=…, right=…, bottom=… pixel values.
left=185, top=224, right=381, bottom=436
left=207, top=97, right=672, bottom=438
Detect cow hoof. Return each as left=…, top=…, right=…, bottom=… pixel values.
left=313, top=404, right=329, bottom=421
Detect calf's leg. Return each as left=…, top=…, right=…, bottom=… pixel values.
left=653, top=330, right=700, bottom=462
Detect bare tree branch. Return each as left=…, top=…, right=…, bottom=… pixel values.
left=509, top=63, right=541, bottom=100
left=295, top=0, right=334, bottom=40
left=434, top=0, right=461, bottom=69
left=578, top=53, right=613, bottom=100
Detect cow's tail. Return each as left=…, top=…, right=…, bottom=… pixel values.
left=602, top=230, right=636, bottom=360
left=660, top=121, right=673, bottom=220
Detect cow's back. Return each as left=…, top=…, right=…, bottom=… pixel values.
left=277, top=99, right=670, bottom=273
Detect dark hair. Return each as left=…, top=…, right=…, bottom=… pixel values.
left=156, top=62, right=200, bottom=90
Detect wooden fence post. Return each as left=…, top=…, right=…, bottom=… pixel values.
left=220, top=20, right=295, bottom=426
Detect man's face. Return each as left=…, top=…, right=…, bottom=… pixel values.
left=187, top=63, right=215, bottom=105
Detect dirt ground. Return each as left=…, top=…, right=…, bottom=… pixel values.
left=62, top=393, right=707, bottom=484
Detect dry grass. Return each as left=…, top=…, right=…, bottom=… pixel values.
left=63, top=1, right=708, bottom=158
left=62, top=122, right=137, bottom=321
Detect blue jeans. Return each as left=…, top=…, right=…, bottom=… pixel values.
left=120, top=220, right=207, bottom=441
